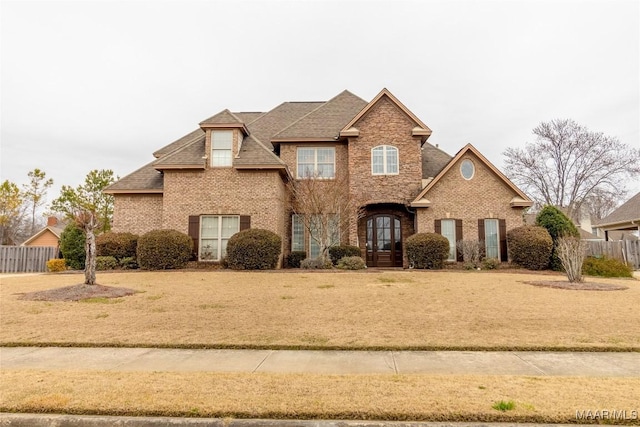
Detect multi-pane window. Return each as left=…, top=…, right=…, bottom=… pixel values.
left=291, top=215, right=305, bottom=252
left=371, top=145, right=398, bottom=175
left=484, top=218, right=499, bottom=259
left=211, top=130, right=233, bottom=167
left=291, top=214, right=339, bottom=258
left=199, top=215, right=239, bottom=261
left=440, top=219, right=457, bottom=261
left=297, top=147, right=335, bottom=179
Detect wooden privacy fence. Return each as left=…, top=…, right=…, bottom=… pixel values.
left=584, top=240, right=640, bottom=270
left=0, top=246, right=58, bottom=273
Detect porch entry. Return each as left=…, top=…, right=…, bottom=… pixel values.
left=366, top=214, right=403, bottom=267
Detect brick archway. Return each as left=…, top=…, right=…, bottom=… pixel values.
left=358, top=203, right=415, bottom=268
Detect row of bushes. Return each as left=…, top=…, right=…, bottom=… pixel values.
left=55, top=218, right=633, bottom=275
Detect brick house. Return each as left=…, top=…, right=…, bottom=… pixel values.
left=105, top=88, right=532, bottom=267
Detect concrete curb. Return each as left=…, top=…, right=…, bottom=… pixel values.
left=0, top=414, right=597, bottom=427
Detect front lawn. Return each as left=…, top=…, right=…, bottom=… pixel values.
left=1, top=270, right=638, bottom=350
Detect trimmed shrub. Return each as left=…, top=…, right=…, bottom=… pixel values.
left=286, top=251, right=307, bottom=268
left=300, top=257, right=333, bottom=269
left=225, top=228, right=281, bottom=270
left=507, top=225, right=553, bottom=270
left=406, top=233, right=450, bottom=269
left=583, top=256, right=633, bottom=278
left=337, top=256, right=366, bottom=270
left=536, top=206, right=580, bottom=271
left=59, top=223, right=85, bottom=270
left=96, top=256, right=118, bottom=271
left=137, top=229, right=193, bottom=270
left=482, top=257, right=500, bottom=270
left=96, top=232, right=138, bottom=260
left=46, top=258, right=66, bottom=272
left=119, top=257, right=138, bottom=270
left=329, top=245, right=361, bottom=265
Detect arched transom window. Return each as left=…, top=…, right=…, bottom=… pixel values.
left=371, top=145, right=399, bottom=175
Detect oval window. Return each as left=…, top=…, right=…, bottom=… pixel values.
left=460, top=159, right=474, bottom=180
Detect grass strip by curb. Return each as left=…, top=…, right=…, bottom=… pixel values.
left=3, top=408, right=638, bottom=425
left=2, top=341, right=639, bottom=352
left=2, top=371, right=639, bottom=425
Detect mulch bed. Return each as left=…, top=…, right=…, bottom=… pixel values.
left=16, top=284, right=137, bottom=302
left=524, top=280, right=628, bottom=291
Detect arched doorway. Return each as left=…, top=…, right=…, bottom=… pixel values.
left=365, top=214, right=403, bottom=267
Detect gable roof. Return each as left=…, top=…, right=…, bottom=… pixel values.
left=411, top=143, right=532, bottom=207
left=596, top=191, right=640, bottom=229
left=21, top=225, right=66, bottom=246
left=340, top=88, right=432, bottom=141
left=271, top=90, right=368, bottom=141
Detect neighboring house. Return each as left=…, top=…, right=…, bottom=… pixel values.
left=595, top=192, right=640, bottom=241
left=105, top=88, right=532, bottom=267
left=21, top=217, right=65, bottom=249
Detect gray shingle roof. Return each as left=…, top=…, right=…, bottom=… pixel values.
left=597, top=191, right=640, bottom=226
left=105, top=161, right=164, bottom=192
left=422, top=143, right=452, bottom=179
left=234, top=135, right=286, bottom=167
left=272, top=90, right=367, bottom=140
left=153, top=128, right=204, bottom=158
left=199, top=109, right=245, bottom=126
left=246, top=101, right=323, bottom=149
left=153, top=134, right=206, bottom=169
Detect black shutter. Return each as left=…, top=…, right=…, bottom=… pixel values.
left=434, top=219, right=441, bottom=234
left=499, top=219, right=508, bottom=262
left=478, top=219, right=485, bottom=258
left=188, top=216, right=200, bottom=260
left=240, top=215, right=251, bottom=231
left=455, top=219, right=463, bottom=262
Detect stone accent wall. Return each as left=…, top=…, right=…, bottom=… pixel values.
left=415, top=151, right=526, bottom=244
left=112, top=194, right=163, bottom=235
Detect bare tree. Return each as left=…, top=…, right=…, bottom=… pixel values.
left=556, top=236, right=586, bottom=283
left=504, top=119, right=640, bottom=220
left=287, top=172, right=361, bottom=262
left=22, top=168, right=54, bottom=235
left=582, top=187, right=621, bottom=221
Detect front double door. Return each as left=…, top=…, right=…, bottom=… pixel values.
left=366, top=214, right=402, bottom=267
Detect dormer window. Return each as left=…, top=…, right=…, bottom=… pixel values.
left=372, top=145, right=398, bottom=175
left=211, top=130, right=233, bottom=167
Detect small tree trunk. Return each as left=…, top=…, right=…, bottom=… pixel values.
left=84, top=224, right=97, bottom=286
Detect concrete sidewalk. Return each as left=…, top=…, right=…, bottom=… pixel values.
left=2, top=347, right=639, bottom=376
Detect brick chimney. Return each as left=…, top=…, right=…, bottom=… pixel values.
left=47, top=216, right=58, bottom=227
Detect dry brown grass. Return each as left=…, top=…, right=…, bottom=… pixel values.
left=1, top=270, right=639, bottom=350
left=1, top=369, right=638, bottom=423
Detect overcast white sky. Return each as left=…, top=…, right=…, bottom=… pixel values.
left=2, top=0, right=639, bottom=206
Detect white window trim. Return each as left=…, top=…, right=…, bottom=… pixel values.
left=441, top=219, right=457, bottom=261
left=460, top=159, right=475, bottom=180
left=199, top=215, right=239, bottom=261
left=210, top=130, right=233, bottom=168
left=484, top=218, right=500, bottom=259
left=371, top=145, right=399, bottom=176
left=296, top=147, right=336, bottom=179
